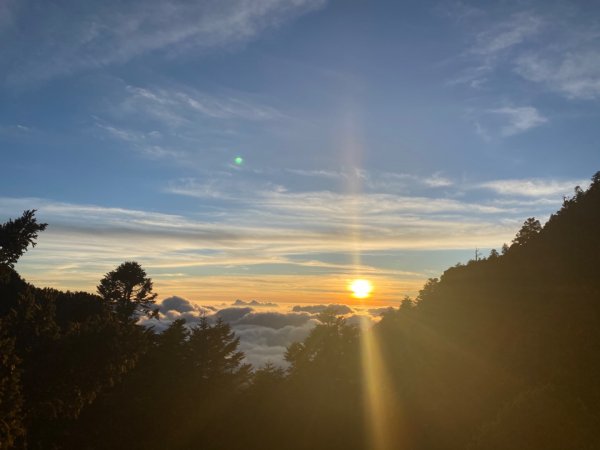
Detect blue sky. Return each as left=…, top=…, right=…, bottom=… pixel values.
left=1, top=0, right=599, bottom=304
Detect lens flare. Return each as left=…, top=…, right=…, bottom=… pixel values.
left=234, top=156, right=244, bottom=165
left=349, top=279, right=373, bottom=299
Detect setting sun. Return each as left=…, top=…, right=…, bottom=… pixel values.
left=349, top=279, right=373, bottom=299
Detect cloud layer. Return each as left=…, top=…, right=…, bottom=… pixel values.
left=142, top=296, right=385, bottom=368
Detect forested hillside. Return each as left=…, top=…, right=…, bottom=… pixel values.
left=1, top=173, right=600, bottom=450
left=376, top=172, right=600, bottom=450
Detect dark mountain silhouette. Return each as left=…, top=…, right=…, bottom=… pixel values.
left=1, top=172, right=600, bottom=449
left=375, top=171, right=600, bottom=449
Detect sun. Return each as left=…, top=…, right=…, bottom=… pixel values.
left=349, top=279, right=373, bottom=299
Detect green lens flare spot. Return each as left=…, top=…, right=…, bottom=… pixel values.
left=234, top=156, right=244, bottom=165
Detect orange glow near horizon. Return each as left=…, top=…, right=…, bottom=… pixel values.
left=20, top=270, right=424, bottom=306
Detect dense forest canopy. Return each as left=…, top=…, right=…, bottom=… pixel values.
left=1, top=173, right=600, bottom=449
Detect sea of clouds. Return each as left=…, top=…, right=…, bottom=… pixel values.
left=139, top=296, right=396, bottom=368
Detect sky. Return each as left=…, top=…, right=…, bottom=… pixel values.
left=1, top=0, right=599, bottom=307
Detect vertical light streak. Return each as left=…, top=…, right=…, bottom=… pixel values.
left=360, top=317, right=406, bottom=450
left=337, top=101, right=365, bottom=277
left=338, top=98, right=407, bottom=447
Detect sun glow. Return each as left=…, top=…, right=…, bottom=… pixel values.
left=349, top=279, right=373, bottom=299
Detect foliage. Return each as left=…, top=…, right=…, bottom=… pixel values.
left=97, top=261, right=158, bottom=322
left=286, top=308, right=359, bottom=379
left=0, top=211, right=47, bottom=284
left=511, top=217, right=542, bottom=248
left=0, top=210, right=47, bottom=269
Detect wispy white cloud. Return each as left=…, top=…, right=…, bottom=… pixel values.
left=450, top=12, right=543, bottom=88
left=489, top=106, right=547, bottom=136
left=286, top=169, right=347, bottom=179
left=356, top=171, right=454, bottom=193
left=435, top=1, right=484, bottom=25
left=470, top=104, right=547, bottom=140
left=122, top=85, right=282, bottom=125
left=96, top=123, right=143, bottom=143
left=2, top=0, right=327, bottom=85
left=278, top=169, right=454, bottom=192
left=449, top=6, right=600, bottom=101
left=165, top=177, right=506, bottom=218
left=95, top=122, right=185, bottom=160
left=423, top=173, right=454, bottom=188
left=479, top=178, right=588, bottom=198
left=515, top=50, right=600, bottom=100
left=95, top=82, right=282, bottom=161
left=0, top=123, right=31, bottom=136
left=473, top=12, right=543, bottom=56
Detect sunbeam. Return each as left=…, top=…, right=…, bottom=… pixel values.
left=360, top=317, right=408, bottom=450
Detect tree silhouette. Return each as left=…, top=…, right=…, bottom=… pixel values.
left=511, top=217, right=542, bottom=248
left=286, top=308, right=358, bottom=376
left=97, top=261, right=158, bottom=322
left=0, top=210, right=47, bottom=283
left=0, top=210, right=47, bottom=268
left=187, top=317, right=250, bottom=382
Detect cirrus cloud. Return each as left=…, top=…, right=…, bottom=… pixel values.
left=1, top=0, right=327, bottom=86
